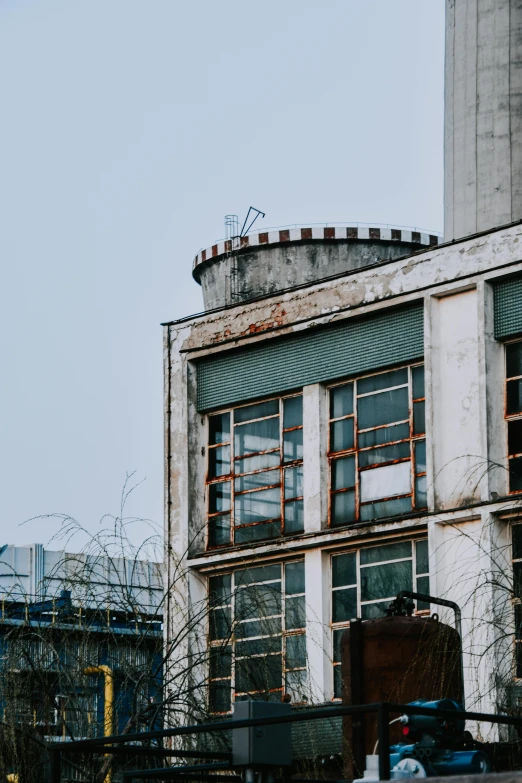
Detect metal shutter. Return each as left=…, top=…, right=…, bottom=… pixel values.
left=197, top=303, right=424, bottom=411
left=494, top=276, right=522, bottom=339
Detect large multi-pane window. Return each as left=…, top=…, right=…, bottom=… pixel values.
left=208, top=561, right=307, bottom=713
left=328, top=364, right=426, bottom=526
left=206, top=396, right=303, bottom=548
left=331, top=539, right=430, bottom=698
left=506, top=342, right=522, bottom=493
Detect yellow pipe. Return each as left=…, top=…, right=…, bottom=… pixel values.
left=84, top=665, right=114, bottom=783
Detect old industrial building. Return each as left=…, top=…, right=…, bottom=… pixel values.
left=164, top=0, right=522, bottom=726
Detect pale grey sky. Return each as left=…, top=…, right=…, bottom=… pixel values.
left=0, top=0, right=444, bottom=548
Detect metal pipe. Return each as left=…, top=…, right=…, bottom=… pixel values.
left=84, top=665, right=114, bottom=783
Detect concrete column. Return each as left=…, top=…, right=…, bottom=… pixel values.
left=427, top=287, right=487, bottom=510
left=303, top=384, right=328, bottom=534
left=305, top=548, right=332, bottom=703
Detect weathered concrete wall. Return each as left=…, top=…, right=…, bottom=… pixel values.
left=196, top=240, right=419, bottom=311
left=445, top=0, right=522, bottom=240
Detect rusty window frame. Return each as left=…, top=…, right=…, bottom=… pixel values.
left=330, top=538, right=430, bottom=699
left=327, top=363, right=427, bottom=528
left=511, top=524, right=522, bottom=679
left=206, top=394, right=304, bottom=549
left=207, top=561, right=306, bottom=714
left=505, top=340, right=522, bottom=494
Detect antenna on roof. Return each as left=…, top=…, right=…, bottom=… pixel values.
left=240, top=206, right=265, bottom=237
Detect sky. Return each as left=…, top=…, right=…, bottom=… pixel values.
left=0, top=0, right=445, bottom=550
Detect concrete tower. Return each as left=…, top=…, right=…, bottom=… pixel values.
left=445, top=0, right=522, bottom=240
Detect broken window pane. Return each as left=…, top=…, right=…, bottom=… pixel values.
left=360, top=560, right=412, bottom=602
left=235, top=487, right=281, bottom=524
left=209, top=413, right=230, bottom=445
left=330, top=419, right=354, bottom=452
left=209, top=445, right=231, bottom=478
left=360, top=461, right=411, bottom=502
left=283, top=396, right=303, bottom=429
left=330, top=383, right=354, bottom=418
left=358, top=387, right=409, bottom=429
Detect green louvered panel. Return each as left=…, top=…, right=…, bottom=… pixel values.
left=494, top=276, right=522, bottom=339
left=197, top=304, right=424, bottom=411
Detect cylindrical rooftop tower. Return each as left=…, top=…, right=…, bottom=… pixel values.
left=193, top=225, right=440, bottom=310
left=445, top=0, right=522, bottom=241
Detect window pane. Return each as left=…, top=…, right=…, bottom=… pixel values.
left=208, top=515, right=231, bottom=547
left=415, top=476, right=427, bottom=509
left=236, top=617, right=282, bottom=639
left=358, top=422, right=410, bottom=449
left=209, top=575, right=232, bottom=606
left=360, top=560, right=412, bottom=602
left=210, top=646, right=232, bottom=678
left=235, top=452, right=280, bottom=475
left=415, top=440, right=426, bottom=474
left=285, top=634, right=307, bottom=669
left=333, top=628, right=344, bottom=663
left=235, top=400, right=279, bottom=423
left=235, top=564, right=281, bottom=586
left=235, top=469, right=280, bottom=493
left=284, top=500, right=304, bottom=534
left=332, top=553, right=357, bottom=587
left=283, top=428, right=303, bottom=462
left=284, top=466, right=303, bottom=499
left=235, top=418, right=280, bottom=457
left=361, top=601, right=390, bottom=620
left=332, top=587, right=357, bottom=623
left=330, top=419, right=354, bottom=453
left=416, top=575, right=430, bottom=610
left=286, top=670, right=308, bottom=703
left=209, top=413, right=230, bottom=445
left=209, top=445, right=231, bottom=478
left=360, top=461, right=411, bottom=502
left=285, top=561, right=305, bottom=595
left=507, top=342, right=522, bottom=379
left=507, top=379, right=522, bottom=415
left=334, top=666, right=342, bottom=699
left=358, top=387, right=409, bottom=430
left=413, top=401, right=426, bottom=435
left=236, top=637, right=281, bottom=657
left=509, top=457, right=522, bottom=493
left=235, top=583, right=282, bottom=621
left=358, top=442, right=410, bottom=468
left=412, top=365, right=425, bottom=400
left=235, top=487, right=281, bottom=524
left=515, top=561, right=522, bottom=599
left=283, top=396, right=303, bottom=429
left=331, top=491, right=356, bottom=526
left=236, top=654, right=282, bottom=693
left=360, top=542, right=411, bottom=565
left=285, top=595, right=305, bottom=629
left=516, top=603, right=522, bottom=638
left=332, top=455, right=356, bottom=490
left=358, top=368, right=408, bottom=395
left=210, top=607, right=232, bottom=641
left=209, top=681, right=231, bottom=713
left=513, top=525, right=522, bottom=560
left=508, top=420, right=522, bottom=455
left=330, top=383, right=354, bottom=418
left=235, top=522, right=281, bottom=544
left=209, top=482, right=231, bottom=513
left=415, top=540, right=429, bottom=574
left=359, top=496, right=412, bottom=521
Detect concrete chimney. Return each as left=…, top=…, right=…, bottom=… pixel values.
left=445, top=0, right=522, bottom=241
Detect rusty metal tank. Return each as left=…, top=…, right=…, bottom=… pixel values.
left=341, top=614, right=463, bottom=777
